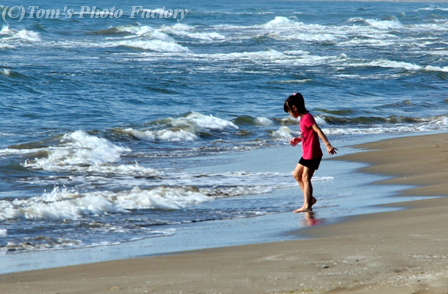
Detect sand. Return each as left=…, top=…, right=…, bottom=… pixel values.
left=1, top=133, right=447, bottom=294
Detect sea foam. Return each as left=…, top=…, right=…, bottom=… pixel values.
left=161, top=23, right=226, bottom=41
left=23, top=130, right=136, bottom=174
left=123, top=112, right=238, bottom=142
left=0, top=186, right=210, bottom=221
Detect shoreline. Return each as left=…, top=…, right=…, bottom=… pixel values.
left=1, top=132, right=447, bottom=293
left=0, top=136, right=413, bottom=275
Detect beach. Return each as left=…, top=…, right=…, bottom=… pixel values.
left=1, top=132, right=447, bottom=294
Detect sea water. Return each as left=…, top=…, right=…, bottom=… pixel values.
left=0, top=0, right=447, bottom=263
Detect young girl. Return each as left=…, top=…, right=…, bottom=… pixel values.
left=284, top=93, right=337, bottom=213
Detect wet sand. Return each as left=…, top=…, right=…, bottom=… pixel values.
left=1, top=133, right=447, bottom=294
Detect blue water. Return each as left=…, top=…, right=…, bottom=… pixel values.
left=1, top=0, right=447, bottom=255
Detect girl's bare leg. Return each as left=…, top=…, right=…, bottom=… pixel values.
left=292, top=163, right=305, bottom=192
left=292, top=164, right=316, bottom=213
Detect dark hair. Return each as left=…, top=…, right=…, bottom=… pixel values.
left=283, top=92, right=309, bottom=114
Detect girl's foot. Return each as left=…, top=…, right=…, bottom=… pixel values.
left=293, top=206, right=312, bottom=213
left=293, top=197, right=317, bottom=213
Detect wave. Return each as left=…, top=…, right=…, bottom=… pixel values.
left=0, top=25, right=41, bottom=42
left=271, top=126, right=297, bottom=141
left=9, top=131, right=157, bottom=177
left=364, top=18, right=403, bottom=30
left=93, top=24, right=154, bottom=36
left=183, top=51, right=448, bottom=76
left=232, top=116, right=273, bottom=127
left=275, top=112, right=448, bottom=139
left=71, top=24, right=189, bottom=52
left=124, top=128, right=198, bottom=142
left=0, top=169, right=333, bottom=221
left=308, top=115, right=448, bottom=136
left=264, top=16, right=297, bottom=27
left=347, top=17, right=404, bottom=30
left=103, top=24, right=189, bottom=52
left=5, top=13, right=445, bottom=57
left=356, top=59, right=448, bottom=73
left=1, top=68, right=11, bottom=76
left=161, top=23, right=226, bottom=41
left=0, top=186, right=209, bottom=221
left=121, top=112, right=239, bottom=142
left=0, top=167, right=333, bottom=251
left=53, top=37, right=189, bottom=53
left=415, top=5, right=448, bottom=12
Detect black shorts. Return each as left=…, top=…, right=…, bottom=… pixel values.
left=299, top=157, right=322, bottom=170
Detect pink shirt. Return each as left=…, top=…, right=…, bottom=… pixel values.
left=300, top=113, right=323, bottom=160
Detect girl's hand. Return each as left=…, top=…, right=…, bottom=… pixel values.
left=290, top=137, right=301, bottom=147
left=326, top=144, right=338, bottom=155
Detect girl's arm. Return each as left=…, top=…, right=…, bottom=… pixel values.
left=312, top=124, right=337, bottom=155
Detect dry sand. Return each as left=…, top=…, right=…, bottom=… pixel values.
left=1, top=133, right=447, bottom=294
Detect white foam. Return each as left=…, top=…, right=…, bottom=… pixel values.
left=0, top=186, right=209, bottom=221
left=261, top=18, right=344, bottom=43
left=339, top=37, right=396, bottom=47
left=0, top=25, right=14, bottom=35
left=214, top=17, right=344, bottom=46
left=351, top=59, right=423, bottom=71
left=264, top=16, right=296, bottom=27
left=161, top=23, right=225, bottom=41
left=271, top=126, right=296, bottom=141
left=113, top=186, right=209, bottom=210
left=0, top=187, right=120, bottom=221
left=275, top=32, right=339, bottom=43
left=23, top=131, right=142, bottom=175
left=1, top=68, right=10, bottom=76
left=415, top=5, right=448, bottom=12
left=107, top=25, right=189, bottom=52
left=364, top=19, right=403, bottom=30
left=0, top=25, right=41, bottom=43
left=324, top=116, right=448, bottom=136
left=170, top=112, right=239, bottom=132
left=255, top=117, right=273, bottom=126
left=0, top=229, right=6, bottom=237
left=0, top=44, right=15, bottom=49
left=423, top=65, right=448, bottom=73
left=84, top=162, right=160, bottom=177
left=276, top=115, right=448, bottom=138
left=14, top=29, right=41, bottom=42
left=0, top=167, right=335, bottom=221
left=115, top=24, right=155, bottom=36
left=49, top=24, right=189, bottom=53
left=125, top=128, right=198, bottom=142
left=124, top=113, right=237, bottom=142
left=0, top=147, right=47, bottom=157
left=3, top=238, right=83, bottom=252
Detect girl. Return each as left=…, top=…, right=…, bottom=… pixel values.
left=284, top=93, right=337, bottom=213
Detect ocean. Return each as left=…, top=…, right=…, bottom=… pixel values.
left=1, top=0, right=447, bottom=266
